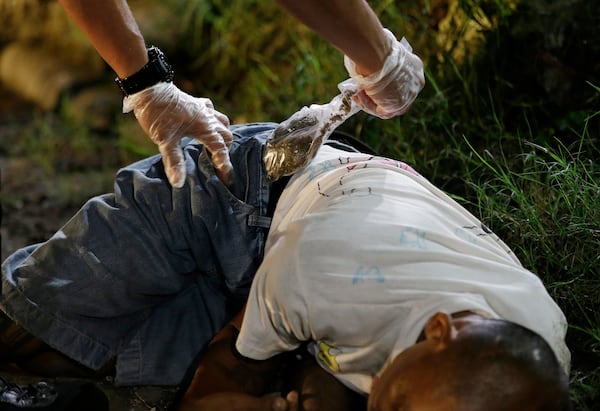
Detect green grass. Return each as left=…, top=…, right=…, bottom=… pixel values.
left=458, top=118, right=600, bottom=377
left=2, top=0, right=598, bottom=408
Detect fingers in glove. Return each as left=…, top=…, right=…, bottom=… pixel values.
left=344, top=29, right=425, bottom=119
left=369, top=51, right=425, bottom=118
left=209, top=146, right=234, bottom=184
left=194, top=124, right=233, bottom=183
left=124, top=83, right=236, bottom=186
left=352, top=90, right=378, bottom=118
left=195, top=97, right=214, bottom=110
left=212, top=111, right=233, bottom=146
left=159, top=141, right=187, bottom=188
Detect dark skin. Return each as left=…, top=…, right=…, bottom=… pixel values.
left=182, top=310, right=528, bottom=411
left=0, top=309, right=360, bottom=411
left=1, top=308, right=568, bottom=411
left=178, top=307, right=365, bottom=411
left=177, top=308, right=293, bottom=411
left=283, top=354, right=367, bottom=411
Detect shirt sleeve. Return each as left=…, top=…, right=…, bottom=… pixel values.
left=236, top=222, right=311, bottom=359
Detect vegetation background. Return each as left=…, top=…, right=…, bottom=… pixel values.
left=0, top=0, right=598, bottom=409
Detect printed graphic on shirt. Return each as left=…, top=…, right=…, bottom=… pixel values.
left=346, top=157, right=419, bottom=176
left=399, top=227, right=427, bottom=249
left=317, top=179, right=373, bottom=198
left=316, top=340, right=341, bottom=372
left=352, top=265, right=385, bottom=284
left=307, top=158, right=350, bottom=181
left=314, top=156, right=420, bottom=199
left=454, top=223, right=513, bottom=254
left=306, top=155, right=419, bottom=183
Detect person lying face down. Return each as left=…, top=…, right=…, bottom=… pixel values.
left=179, top=122, right=572, bottom=410
left=0, top=121, right=570, bottom=411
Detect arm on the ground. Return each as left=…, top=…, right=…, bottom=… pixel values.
left=178, top=308, right=297, bottom=411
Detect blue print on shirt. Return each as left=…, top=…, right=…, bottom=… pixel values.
left=352, top=265, right=385, bottom=284
left=306, top=160, right=342, bottom=181
left=399, top=227, right=427, bottom=249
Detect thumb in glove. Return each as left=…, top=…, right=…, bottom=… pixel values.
left=123, top=82, right=234, bottom=187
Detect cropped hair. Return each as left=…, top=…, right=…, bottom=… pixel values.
left=442, top=319, right=571, bottom=411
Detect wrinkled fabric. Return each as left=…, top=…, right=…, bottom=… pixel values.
left=1, top=123, right=277, bottom=385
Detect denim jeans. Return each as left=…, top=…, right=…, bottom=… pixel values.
left=1, top=123, right=277, bottom=385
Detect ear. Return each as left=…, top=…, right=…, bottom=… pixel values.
left=424, top=312, right=455, bottom=350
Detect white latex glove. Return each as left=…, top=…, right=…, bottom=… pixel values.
left=344, top=28, right=425, bottom=119
left=123, top=82, right=234, bottom=187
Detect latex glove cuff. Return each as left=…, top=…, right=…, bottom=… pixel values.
left=346, top=29, right=419, bottom=90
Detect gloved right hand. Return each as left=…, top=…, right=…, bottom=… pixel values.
left=344, top=28, right=425, bottom=119
left=123, top=82, right=234, bottom=187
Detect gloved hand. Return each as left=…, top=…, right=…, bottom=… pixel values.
left=123, top=82, right=234, bottom=187
left=265, top=79, right=359, bottom=181
left=344, top=28, right=425, bottom=119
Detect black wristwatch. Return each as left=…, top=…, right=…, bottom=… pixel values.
left=114, top=46, right=174, bottom=96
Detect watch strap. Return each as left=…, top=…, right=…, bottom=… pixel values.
left=115, top=46, right=174, bottom=96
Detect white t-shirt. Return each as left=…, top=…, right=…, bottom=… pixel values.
left=236, top=145, right=570, bottom=394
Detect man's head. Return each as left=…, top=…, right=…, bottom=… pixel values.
left=368, top=312, right=571, bottom=411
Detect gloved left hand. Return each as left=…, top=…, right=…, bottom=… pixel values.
left=344, top=28, right=425, bottom=119
left=123, top=82, right=234, bottom=187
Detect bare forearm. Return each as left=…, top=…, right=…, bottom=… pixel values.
left=276, top=0, right=389, bottom=75
left=58, top=0, right=147, bottom=77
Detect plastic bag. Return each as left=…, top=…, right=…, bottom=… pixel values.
left=264, top=79, right=360, bottom=181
